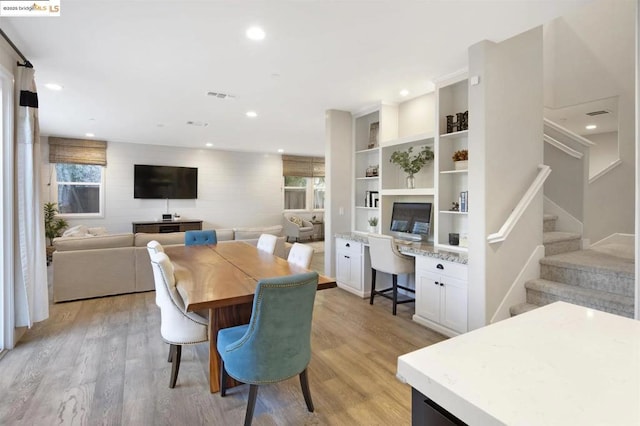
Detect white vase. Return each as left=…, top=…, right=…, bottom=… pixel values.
left=454, top=160, right=468, bottom=170
left=368, top=226, right=376, bottom=234
left=406, top=174, right=415, bottom=189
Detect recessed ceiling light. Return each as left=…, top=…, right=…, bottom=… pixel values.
left=246, top=111, right=258, bottom=118
left=206, top=143, right=213, bottom=147
left=45, top=83, right=63, bottom=91
left=585, top=124, right=597, bottom=130
left=277, top=149, right=284, bottom=153
left=246, top=26, right=266, bottom=41
left=399, top=89, right=409, bottom=97
left=85, top=133, right=95, bottom=138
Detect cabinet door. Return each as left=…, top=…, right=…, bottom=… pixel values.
left=415, top=270, right=441, bottom=323
left=440, top=276, right=468, bottom=333
left=336, top=251, right=362, bottom=291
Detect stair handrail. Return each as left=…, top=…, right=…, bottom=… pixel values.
left=487, top=164, right=551, bottom=244
left=543, top=134, right=583, bottom=159
left=543, top=118, right=595, bottom=147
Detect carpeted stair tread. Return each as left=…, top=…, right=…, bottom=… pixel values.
left=543, top=214, right=558, bottom=232
left=543, top=214, right=558, bottom=221
left=526, top=278, right=634, bottom=317
left=509, top=303, right=539, bottom=316
left=541, top=248, right=634, bottom=277
left=542, top=231, right=581, bottom=244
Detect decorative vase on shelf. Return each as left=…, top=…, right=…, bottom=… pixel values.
left=454, top=160, right=468, bottom=171
left=368, top=226, right=377, bottom=234
left=406, top=174, right=415, bottom=189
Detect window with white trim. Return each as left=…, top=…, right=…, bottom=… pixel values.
left=53, top=163, right=104, bottom=216
left=283, top=176, right=325, bottom=211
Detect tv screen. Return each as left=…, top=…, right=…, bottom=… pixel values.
left=390, top=202, right=432, bottom=240
left=134, top=165, right=198, bottom=199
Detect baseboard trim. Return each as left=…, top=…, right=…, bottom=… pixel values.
left=412, top=315, right=460, bottom=338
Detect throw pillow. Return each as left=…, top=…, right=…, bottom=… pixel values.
left=62, top=224, right=89, bottom=238
left=289, top=216, right=303, bottom=227
left=88, top=227, right=108, bottom=236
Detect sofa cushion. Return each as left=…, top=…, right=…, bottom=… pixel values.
left=88, top=227, right=109, bottom=236
left=233, top=225, right=283, bottom=240
left=216, top=228, right=234, bottom=241
left=134, top=232, right=186, bottom=247
left=54, top=233, right=134, bottom=251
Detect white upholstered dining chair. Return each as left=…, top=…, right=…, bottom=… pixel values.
left=287, top=242, right=314, bottom=269
left=147, top=243, right=208, bottom=388
left=256, top=233, right=278, bottom=255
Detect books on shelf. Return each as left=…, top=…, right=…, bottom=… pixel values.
left=459, top=191, right=468, bottom=213
left=365, top=190, right=379, bottom=208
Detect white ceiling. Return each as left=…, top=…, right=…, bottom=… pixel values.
left=1, top=0, right=591, bottom=156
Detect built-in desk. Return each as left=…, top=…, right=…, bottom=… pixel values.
left=334, top=233, right=468, bottom=336
left=132, top=219, right=202, bottom=233
left=397, top=301, right=640, bottom=425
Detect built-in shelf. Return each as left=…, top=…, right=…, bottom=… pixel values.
left=440, top=169, right=468, bottom=174
left=355, top=206, right=379, bottom=210
left=439, top=210, right=468, bottom=215
left=439, top=130, right=469, bottom=140
left=381, top=131, right=435, bottom=148
left=356, top=176, right=380, bottom=180
left=356, top=147, right=380, bottom=155
left=380, top=188, right=435, bottom=196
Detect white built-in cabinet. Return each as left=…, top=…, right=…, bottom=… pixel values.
left=352, top=95, right=435, bottom=236
left=414, top=256, right=468, bottom=336
left=435, top=74, right=469, bottom=253
left=335, top=238, right=371, bottom=297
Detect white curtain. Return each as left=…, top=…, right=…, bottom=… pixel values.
left=14, top=65, right=48, bottom=327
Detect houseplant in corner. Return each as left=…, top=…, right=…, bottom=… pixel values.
left=367, top=217, right=378, bottom=233
left=44, top=202, right=68, bottom=246
left=452, top=149, right=468, bottom=170
left=389, top=145, right=434, bottom=189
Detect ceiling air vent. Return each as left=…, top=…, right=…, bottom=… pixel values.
left=186, top=121, right=208, bottom=127
left=207, top=91, right=236, bottom=100
left=585, top=110, right=610, bottom=116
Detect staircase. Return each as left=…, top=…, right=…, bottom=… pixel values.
left=510, top=214, right=635, bottom=318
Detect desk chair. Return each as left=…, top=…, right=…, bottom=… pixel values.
left=148, top=247, right=208, bottom=388
left=217, top=272, right=319, bottom=426
left=287, top=242, right=314, bottom=269
left=368, top=234, right=415, bottom=315
left=184, top=229, right=217, bottom=246
left=256, top=233, right=278, bottom=255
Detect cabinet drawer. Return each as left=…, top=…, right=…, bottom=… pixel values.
left=335, top=238, right=362, bottom=256
left=416, top=256, right=467, bottom=281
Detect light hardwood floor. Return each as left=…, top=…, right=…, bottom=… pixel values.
left=0, top=253, right=446, bottom=425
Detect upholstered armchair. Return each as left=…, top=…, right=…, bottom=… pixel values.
left=217, top=271, right=319, bottom=425
left=283, top=213, right=314, bottom=242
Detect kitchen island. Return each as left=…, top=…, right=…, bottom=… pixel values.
left=397, top=301, right=640, bottom=425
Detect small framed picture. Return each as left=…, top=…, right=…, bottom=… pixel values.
left=368, top=122, right=379, bottom=149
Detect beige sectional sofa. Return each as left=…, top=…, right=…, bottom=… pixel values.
left=52, top=226, right=286, bottom=302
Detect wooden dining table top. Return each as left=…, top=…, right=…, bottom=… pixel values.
left=165, top=242, right=336, bottom=312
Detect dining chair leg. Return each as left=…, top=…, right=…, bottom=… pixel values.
left=168, top=344, right=174, bottom=362
left=169, top=344, right=182, bottom=388
left=369, top=268, right=377, bottom=305
left=299, top=369, right=315, bottom=412
left=244, top=384, right=259, bottom=426
left=392, top=274, right=398, bottom=316
left=220, top=359, right=228, bottom=397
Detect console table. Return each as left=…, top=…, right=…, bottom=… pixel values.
left=132, top=219, right=202, bottom=234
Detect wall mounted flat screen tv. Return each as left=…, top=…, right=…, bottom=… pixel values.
left=134, top=164, right=198, bottom=199
left=389, top=202, right=432, bottom=241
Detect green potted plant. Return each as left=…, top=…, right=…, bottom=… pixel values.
left=367, top=217, right=378, bottom=233
left=452, top=149, right=468, bottom=170
left=44, top=202, right=68, bottom=246
left=389, top=145, right=434, bottom=188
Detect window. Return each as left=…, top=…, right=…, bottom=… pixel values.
left=54, top=163, right=104, bottom=216
left=284, top=176, right=325, bottom=211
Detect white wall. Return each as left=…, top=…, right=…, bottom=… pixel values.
left=587, top=131, right=619, bottom=178
left=468, top=27, right=544, bottom=329
left=41, top=139, right=286, bottom=233
left=544, top=0, right=635, bottom=242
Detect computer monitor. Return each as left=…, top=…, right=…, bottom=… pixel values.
left=389, top=202, right=432, bottom=241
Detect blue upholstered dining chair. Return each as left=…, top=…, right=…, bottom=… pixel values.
left=184, top=229, right=217, bottom=246
left=217, top=271, right=319, bottom=426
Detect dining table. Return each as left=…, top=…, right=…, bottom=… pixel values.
left=164, top=241, right=336, bottom=393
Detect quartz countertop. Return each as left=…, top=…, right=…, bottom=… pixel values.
left=334, top=232, right=468, bottom=264
left=397, top=302, right=640, bottom=426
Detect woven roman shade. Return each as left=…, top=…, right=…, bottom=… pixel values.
left=282, top=155, right=324, bottom=177
left=49, top=137, right=107, bottom=166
